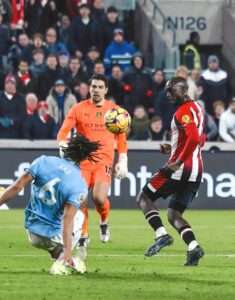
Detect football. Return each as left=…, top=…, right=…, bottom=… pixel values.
left=104, top=107, right=131, bottom=134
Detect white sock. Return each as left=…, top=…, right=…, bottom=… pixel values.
left=156, top=226, right=167, bottom=238
left=100, top=220, right=108, bottom=225
left=188, top=240, right=199, bottom=251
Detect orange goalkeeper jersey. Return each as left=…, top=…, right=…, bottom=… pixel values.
left=57, top=99, right=127, bottom=168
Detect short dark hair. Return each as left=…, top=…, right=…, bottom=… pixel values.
left=150, top=116, right=162, bottom=124
left=33, top=33, right=44, bottom=41
left=89, top=74, right=108, bottom=88
left=64, top=133, right=101, bottom=165
left=166, top=76, right=188, bottom=92
left=107, top=6, right=118, bottom=13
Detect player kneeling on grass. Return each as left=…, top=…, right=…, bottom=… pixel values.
left=137, top=77, right=205, bottom=266
left=0, top=134, right=101, bottom=275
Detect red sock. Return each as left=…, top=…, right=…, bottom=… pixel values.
left=95, top=199, right=110, bottom=223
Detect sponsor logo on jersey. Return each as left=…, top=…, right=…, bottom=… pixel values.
left=78, top=193, right=87, bottom=204
left=96, top=111, right=102, bottom=118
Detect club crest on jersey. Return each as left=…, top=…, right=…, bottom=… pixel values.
left=96, top=111, right=102, bottom=118
left=182, top=114, right=191, bottom=124
left=78, top=193, right=87, bottom=204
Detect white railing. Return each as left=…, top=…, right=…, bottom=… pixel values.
left=0, top=140, right=234, bottom=151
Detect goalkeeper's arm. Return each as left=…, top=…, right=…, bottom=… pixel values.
left=115, top=133, right=128, bottom=179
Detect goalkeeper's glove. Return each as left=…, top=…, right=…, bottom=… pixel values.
left=59, top=141, right=68, bottom=158
left=114, top=153, right=128, bottom=179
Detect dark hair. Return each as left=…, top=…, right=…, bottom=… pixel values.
left=150, top=116, right=162, bottom=124
left=189, top=31, right=199, bottom=42
left=64, top=133, right=101, bottom=165
left=33, top=33, right=44, bottom=41
left=89, top=73, right=108, bottom=88
left=111, top=63, right=121, bottom=71
left=69, top=56, right=80, bottom=63
left=166, top=76, right=188, bottom=91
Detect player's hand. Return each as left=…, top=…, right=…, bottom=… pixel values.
left=115, top=153, right=128, bottom=180
left=159, top=143, right=171, bottom=154
left=63, top=249, right=74, bottom=268
left=59, top=141, right=68, bottom=158
left=167, top=160, right=183, bottom=172
left=160, top=160, right=182, bottom=177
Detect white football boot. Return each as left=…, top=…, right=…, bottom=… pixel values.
left=100, top=223, right=110, bottom=243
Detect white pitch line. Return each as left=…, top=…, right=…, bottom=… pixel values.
left=1, top=254, right=235, bottom=258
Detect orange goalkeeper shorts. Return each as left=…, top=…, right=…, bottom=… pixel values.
left=81, top=164, right=112, bottom=189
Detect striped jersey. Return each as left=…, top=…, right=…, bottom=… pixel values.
left=168, top=100, right=205, bottom=182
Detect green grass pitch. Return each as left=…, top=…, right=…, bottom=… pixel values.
left=0, top=209, right=235, bottom=300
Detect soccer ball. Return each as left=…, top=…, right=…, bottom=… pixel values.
left=104, top=107, right=131, bottom=134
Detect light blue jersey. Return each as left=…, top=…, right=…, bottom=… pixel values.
left=25, top=155, right=88, bottom=237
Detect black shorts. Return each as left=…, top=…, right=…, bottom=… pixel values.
left=142, top=171, right=200, bottom=213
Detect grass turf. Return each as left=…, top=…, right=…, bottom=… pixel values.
left=0, top=209, right=235, bottom=300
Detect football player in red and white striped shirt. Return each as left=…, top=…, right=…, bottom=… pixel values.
left=137, top=77, right=205, bottom=266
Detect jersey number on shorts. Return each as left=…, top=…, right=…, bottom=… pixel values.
left=39, top=178, right=61, bottom=206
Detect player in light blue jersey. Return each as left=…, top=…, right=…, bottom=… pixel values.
left=0, top=134, right=101, bottom=275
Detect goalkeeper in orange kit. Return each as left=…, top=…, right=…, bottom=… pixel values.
left=57, top=74, right=128, bottom=245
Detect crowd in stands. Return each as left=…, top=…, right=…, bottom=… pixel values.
left=0, top=0, right=234, bottom=143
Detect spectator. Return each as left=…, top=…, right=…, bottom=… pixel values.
left=128, top=105, right=150, bottom=140
left=175, top=65, right=197, bottom=100
left=91, top=0, right=105, bottom=22
left=66, top=57, right=88, bottom=92
left=201, top=55, right=229, bottom=114
left=190, top=68, right=201, bottom=84
left=29, top=49, right=46, bottom=77
left=25, top=0, right=58, bottom=37
left=15, top=60, right=38, bottom=96
left=28, top=33, right=48, bottom=63
left=84, top=46, right=101, bottom=78
left=147, top=116, right=167, bottom=141
left=38, top=54, right=62, bottom=99
left=152, top=69, right=166, bottom=99
left=46, top=79, right=77, bottom=130
left=8, top=33, right=31, bottom=69
left=23, top=101, right=56, bottom=140
left=58, top=51, right=70, bottom=78
left=123, top=52, right=153, bottom=114
left=11, top=0, right=24, bottom=31
left=107, top=64, right=125, bottom=106
left=0, top=74, right=26, bottom=138
left=212, top=100, right=225, bottom=129
left=45, top=27, right=68, bottom=56
left=25, top=93, right=38, bottom=115
left=219, top=98, right=235, bottom=143
left=0, top=12, right=11, bottom=69
left=182, top=31, right=201, bottom=70
left=68, top=3, right=102, bottom=57
left=93, top=60, right=105, bottom=75
left=104, top=28, right=136, bottom=75
left=58, top=14, right=71, bottom=46
left=154, top=89, right=175, bottom=132
left=101, top=6, right=125, bottom=50
left=197, top=100, right=217, bottom=141
left=74, top=81, right=90, bottom=102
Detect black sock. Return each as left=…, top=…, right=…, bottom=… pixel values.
left=145, top=210, right=163, bottom=231
left=178, top=225, right=196, bottom=245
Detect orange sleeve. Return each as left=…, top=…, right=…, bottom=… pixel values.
left=57, top=105, right=78, bottom=143
left=116, top=132, right=128, bottom=154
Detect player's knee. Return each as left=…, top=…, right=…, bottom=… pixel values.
left=92, top=193, right=106, bottom=206
left=167, top=209, right=176, bottom=226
